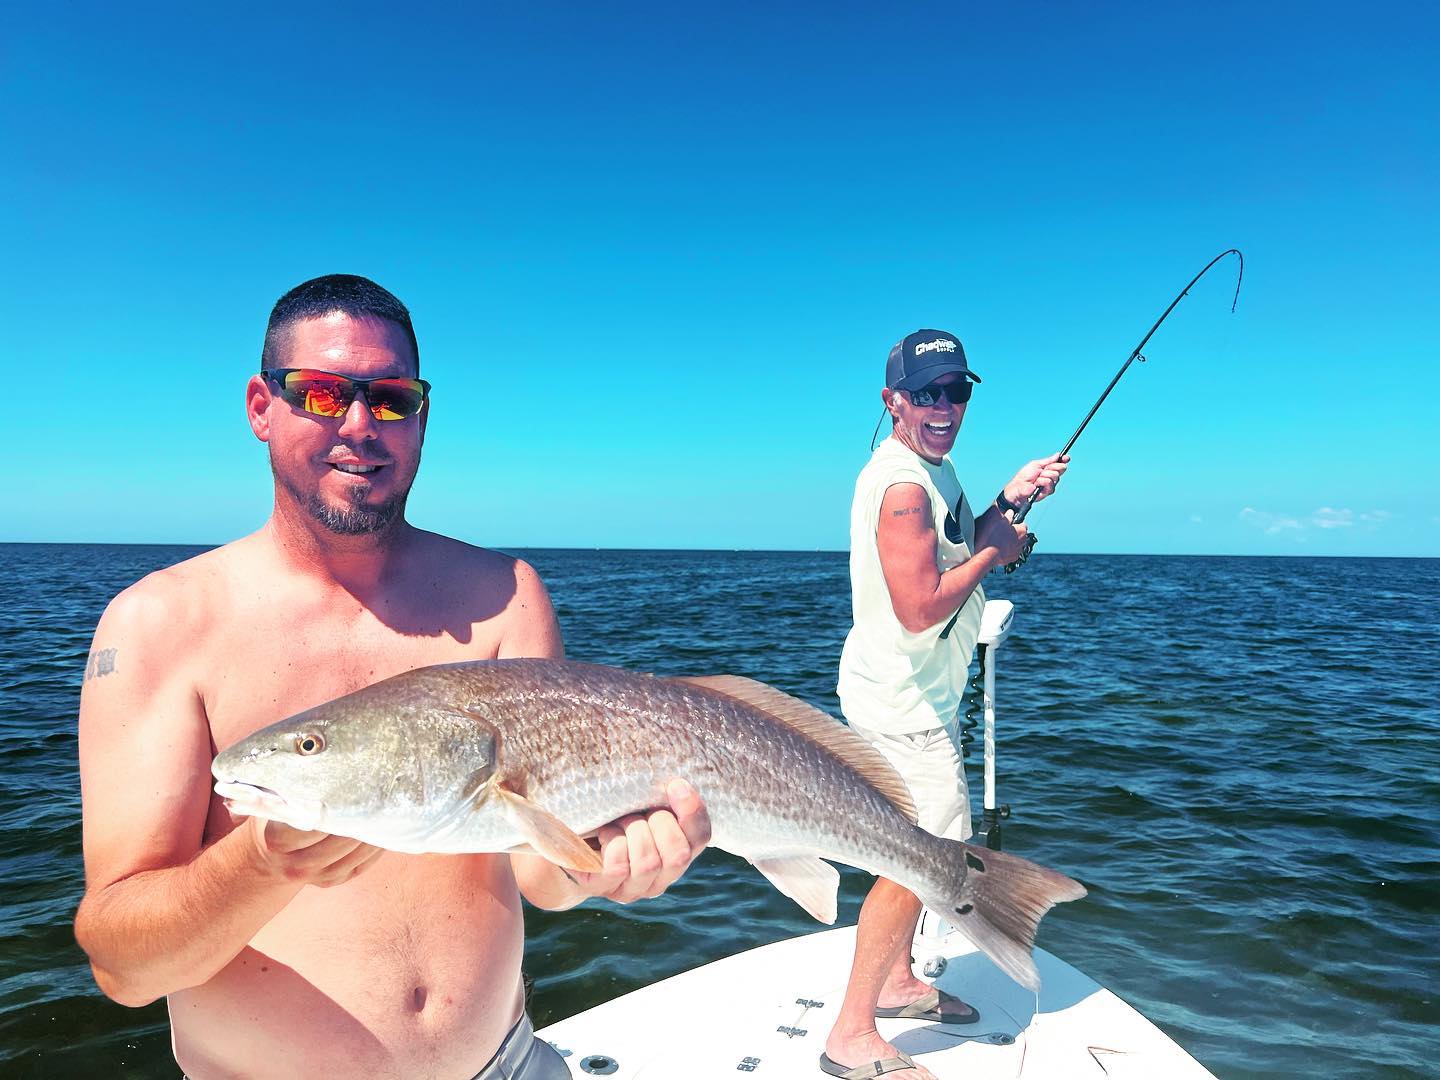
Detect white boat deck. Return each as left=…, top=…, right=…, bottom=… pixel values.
left=538, top=922, right=1215, bottom=1078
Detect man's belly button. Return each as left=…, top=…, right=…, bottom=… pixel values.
left=407, top=983, right=461, bottom=1019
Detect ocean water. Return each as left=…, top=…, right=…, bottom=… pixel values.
left=1, top=544, right=1436, bottom=1078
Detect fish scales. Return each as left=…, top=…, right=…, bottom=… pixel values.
left=480, top=662, right=915, bottom=865
left=422, top=668, right=793, bottom=861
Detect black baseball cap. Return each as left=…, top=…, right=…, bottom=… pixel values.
left=885, top=329, right=981, bottom=390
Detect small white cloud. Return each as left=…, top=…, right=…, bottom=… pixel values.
left=1240, top=507, right=1303, bottom=535
left=1312, top=507, right=1355, bottom=529
left=1240, top=505, right=1394, bottom=538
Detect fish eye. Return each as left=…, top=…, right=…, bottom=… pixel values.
left=296, top=732, right=326, bottom=755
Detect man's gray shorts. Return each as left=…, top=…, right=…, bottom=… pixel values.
left=470, top=1011, right=571, bottom=1079
left=183, top=1011, right=568, bottom=1080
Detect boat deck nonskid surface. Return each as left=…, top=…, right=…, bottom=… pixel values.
left=537, top=923, right=1215, bottom=1079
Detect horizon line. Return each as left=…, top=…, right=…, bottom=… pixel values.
left=1, top=540, right=1434, bottom=561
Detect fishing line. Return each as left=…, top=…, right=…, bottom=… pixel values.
left=938, top=249, right=1245, bottom=640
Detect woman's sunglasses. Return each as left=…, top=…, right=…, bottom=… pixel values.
left=902, top=380, right=973, bottom=407
left=261, top=368, right=431, bottom=421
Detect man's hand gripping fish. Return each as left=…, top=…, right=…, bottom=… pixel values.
left=212, top=659, right=1085, bottom=990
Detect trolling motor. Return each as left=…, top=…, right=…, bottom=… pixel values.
left=1001, top=249, right=1245, bottom=574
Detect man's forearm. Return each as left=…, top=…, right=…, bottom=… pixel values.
left=76, top=828, right=302, bottom=1007
left=923, top=551, right=997, bottom=629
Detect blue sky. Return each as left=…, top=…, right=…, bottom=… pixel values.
left=5, top=2, right=1435, bottom=555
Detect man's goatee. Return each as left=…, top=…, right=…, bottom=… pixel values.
left=306, top=490, right=405, bottom=535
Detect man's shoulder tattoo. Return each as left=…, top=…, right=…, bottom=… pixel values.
left=890, top=505, right=926, bottom=518
left=84, top=648, right=118, bottom=681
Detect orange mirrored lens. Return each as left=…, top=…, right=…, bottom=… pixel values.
left=300, top=383, right=350, bottom=416
left=276, top=370, right=426, bottom=420
left=280, top=374, right=349, bottom=417
left=366, top=380, right=426, bottom=420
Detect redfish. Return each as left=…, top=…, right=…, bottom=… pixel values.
left=212, top=659, right=1084, bottom=989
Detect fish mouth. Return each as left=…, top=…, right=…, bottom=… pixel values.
left=214, top=779, right=324, bottom=832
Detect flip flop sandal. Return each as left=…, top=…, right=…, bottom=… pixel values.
left=874, top=987, right=980, bottom=1024
left=818, top=1050, right=921, bottom=1078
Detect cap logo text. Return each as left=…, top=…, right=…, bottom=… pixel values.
left=914, top=338, right=956, bottom=356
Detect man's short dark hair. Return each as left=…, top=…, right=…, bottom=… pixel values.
left=261, top=274, right=420, bottom=374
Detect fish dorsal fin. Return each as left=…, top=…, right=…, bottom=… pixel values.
left=673, top=675, right=919, bottom=825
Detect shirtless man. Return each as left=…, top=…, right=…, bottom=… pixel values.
left=74, top=274, right=711, bottom=1079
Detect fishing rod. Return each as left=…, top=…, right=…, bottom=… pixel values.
left=939, top=249, right=1244, bottom=639
left=1006, top=248, right=1244, bottom=570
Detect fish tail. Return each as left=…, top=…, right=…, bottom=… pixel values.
left=918, top=840, right=1087, bottom=992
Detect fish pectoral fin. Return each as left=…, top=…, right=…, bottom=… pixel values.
left=751, top=855, right=840, bottom=924
left=496, top=788, right=604, bottom=873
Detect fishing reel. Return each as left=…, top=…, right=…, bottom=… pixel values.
left=1005, top=533, right=1037, bottom=574
left=1003, top=495, right=1039, bottom=574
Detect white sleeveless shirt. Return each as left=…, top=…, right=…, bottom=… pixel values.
left=837, top=438, right=985, bottom=735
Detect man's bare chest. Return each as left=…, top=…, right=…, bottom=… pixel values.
left=198, top=602, right=501, bottom=753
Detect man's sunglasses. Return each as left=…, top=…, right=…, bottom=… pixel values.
left=902, top=380, right=973, bottom=407
left=261, top=368, right=431, bottom=421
